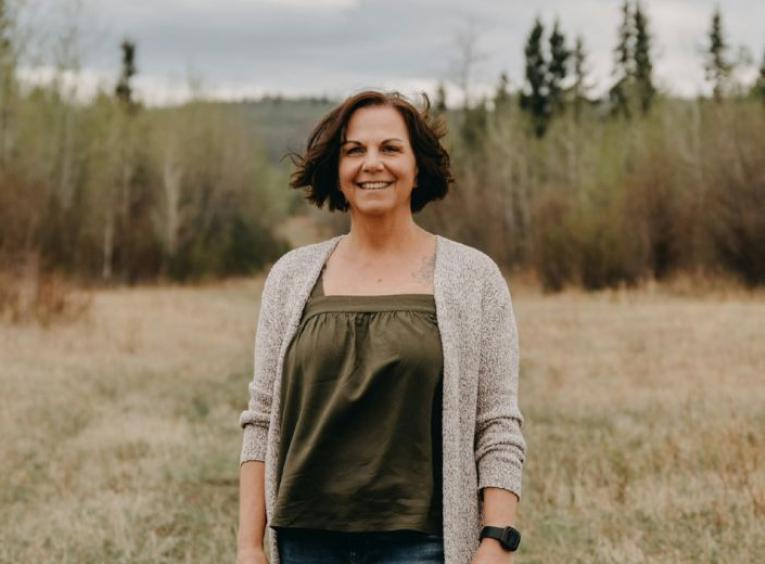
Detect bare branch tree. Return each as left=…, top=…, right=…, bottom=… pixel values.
left=448, top=15, right=489, bottom=110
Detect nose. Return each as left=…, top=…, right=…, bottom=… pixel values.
left=362, top=150, right=384, bottom=172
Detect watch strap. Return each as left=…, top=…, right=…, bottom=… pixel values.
left=479, top=525, right=521, bottom=552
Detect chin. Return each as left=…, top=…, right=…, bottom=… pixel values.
left=353, top=201, right=398, bottom=216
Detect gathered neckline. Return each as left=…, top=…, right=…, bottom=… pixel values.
left=316, top=247, right=435, bottom=299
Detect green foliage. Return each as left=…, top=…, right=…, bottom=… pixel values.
left=571, top=36, right=593, bottom=121
left=615, top=0, right=635, bottom=79
left=451, top=86, right=765, bottom=290
left=0, top=37, right=295, bottom=286
left=2, top=3, right=764, bottom=291
left=608, top=1, right=656, bottom=119
left=704, top=7, right=734, bottom=103
left=434, top=81, right=448, bottom=114
left=520, top=17, right=551, bottom=138
left=608, top=0, right=635, bottom=119
left=115, top=39, right=137, bottom=110
left=752, top=46, right=765, bottom=104
left=548, top=18, right=571, bottom=117
left=633, top=1, right=656, bottom=114
left=702, top=104, right=765, bottom=286
left=0, top=0, right=18, bottom=167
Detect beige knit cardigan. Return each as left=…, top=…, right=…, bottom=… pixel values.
left=239, top=233, right=526, bottom=564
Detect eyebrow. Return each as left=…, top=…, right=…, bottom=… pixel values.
left=341, top=138, right=404, bottom=146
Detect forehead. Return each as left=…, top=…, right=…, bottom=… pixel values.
left=344, top=105, right=410, bottom=141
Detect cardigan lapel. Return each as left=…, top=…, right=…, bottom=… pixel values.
left=432, top=234, right=462, bottom=560
left=265, top=234, right=348, bottom=553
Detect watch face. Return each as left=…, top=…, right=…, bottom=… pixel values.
left=502, top=527, right=521, bottom=550
left=481, top=526, right=521, bottom=552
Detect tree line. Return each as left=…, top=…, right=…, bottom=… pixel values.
left=422, top=1, right=765, bottom=290
left=0, top=2, right=293, bottom=290
left=0, top=0, right=763, bottom=300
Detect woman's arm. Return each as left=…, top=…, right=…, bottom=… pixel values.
left=237, top=261, right=286, bottom=562
left=239, top=260, right=285, bottom=463
left=474, top=260, right=527, bottom=503
left=237, top=461, right=269, bottom=562
left=472, top=261, right=525, bottom=563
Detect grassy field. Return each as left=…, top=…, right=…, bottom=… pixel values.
left=1, top=273, right=763, bottom=563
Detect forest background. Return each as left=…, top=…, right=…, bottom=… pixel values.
left=0, top=0, right=763, bottom=305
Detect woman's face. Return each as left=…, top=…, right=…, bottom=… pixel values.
left=338, top=104, right=418, bottom=216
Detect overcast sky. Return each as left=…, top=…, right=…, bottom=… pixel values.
left=22, top=0, right=765, bottom=106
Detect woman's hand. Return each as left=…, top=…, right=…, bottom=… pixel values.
left=471, top=538, right=514, bottom=563
left=236, top=546, right=269, bottom=564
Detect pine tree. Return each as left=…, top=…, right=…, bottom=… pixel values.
left=633, top=1, right=656, bottom=113
left=434, top=81, right=448, bottom=114
left=754, top=46, right=765, bottom=105
left=520, top=16, right=550, bottom=138
left=0, top=0, right=12, bottom=73
left=548, top=17, right=571, bottom=117
left=108, top=39, right=141, bottom=282
left=572, top=35, right=594, bottom=121
left=608, top=0, right=635, bottom=119
left=704, top=6, right=733, bottom=103
left=115, top=39, right=137, bottom=111
left=0, top=0, right=16, bottom=164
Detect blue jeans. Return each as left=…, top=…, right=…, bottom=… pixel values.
left=275, top=527, right=445, bottom=564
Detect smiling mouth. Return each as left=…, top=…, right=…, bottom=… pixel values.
left=356, top=181, right=394, bottom=190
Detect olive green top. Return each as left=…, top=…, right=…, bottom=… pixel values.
left=270, top=266, right=444, bottom=535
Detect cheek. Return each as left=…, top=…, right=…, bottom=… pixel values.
left=400, top=157, right=417, bottom=179
left=338, top=161, right=355, bottom=181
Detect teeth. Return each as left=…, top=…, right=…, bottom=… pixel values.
left=358, top=181, right=392, bottom=190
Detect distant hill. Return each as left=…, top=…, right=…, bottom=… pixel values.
left=219, top=96, right=339, bottom=166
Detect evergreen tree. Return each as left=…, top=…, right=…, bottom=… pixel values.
left=703, top=6, right=733, bottom=103
left=572, top=35, right=594, bottom=121
left=633, top=1, right=656, bottom=113
left=0, top=0, right=16, bottom=164
left=520, top=16, right=551, bottom=138
left=615, top=0, right=635, bottom=77
left=115, top=39, right=137, bottom=112
left=754, top=46, right=765, bottom=105
left=548, top=17, right=571, bottom=117
left=109, top=39, right=141, bottom=282
left=0, top=0, right=12, bottom=77
left=494, top=71, right=511, bottom=115
left=434, top=81, right=448, bottom=114
left=608, top=0, right=635, bottom=119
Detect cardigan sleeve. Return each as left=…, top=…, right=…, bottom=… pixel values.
left=239, top=261, right=285, bottom=464
left=474, top=260, right=527, bottom=501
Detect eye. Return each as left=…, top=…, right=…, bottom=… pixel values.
left=346, top=146, right=363, bottom=154
left=383, top=145, right=401, bottom=152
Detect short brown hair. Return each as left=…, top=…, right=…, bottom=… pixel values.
left=285, top=90, right=454, bottom=213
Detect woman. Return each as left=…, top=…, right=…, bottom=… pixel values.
left=237, top=90, right=526, bottom=564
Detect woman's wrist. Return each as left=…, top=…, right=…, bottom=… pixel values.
left=237, top=540, right=265, bottom=553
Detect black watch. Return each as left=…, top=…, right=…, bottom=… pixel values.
left=479, top=525, right=521, bottom=552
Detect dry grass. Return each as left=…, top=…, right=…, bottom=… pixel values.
left=0, top=269, right=92, bottom=327
left=1, top=273, right=763, bottom=563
